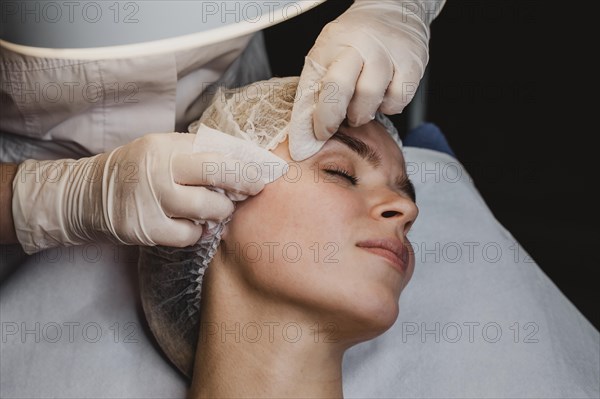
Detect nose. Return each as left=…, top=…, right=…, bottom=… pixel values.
left=371, top=190, right=418, bottom=237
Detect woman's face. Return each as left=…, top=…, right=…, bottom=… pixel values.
left=219, top=120, right=418, bottom=341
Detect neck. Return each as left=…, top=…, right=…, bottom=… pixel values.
left=188, top=265, right=347, bottom=399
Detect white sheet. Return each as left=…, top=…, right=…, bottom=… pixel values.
left=1, top=147, right=598, bottom=398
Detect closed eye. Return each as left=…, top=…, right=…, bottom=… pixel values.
left=324, top=168, right=359, bottom=185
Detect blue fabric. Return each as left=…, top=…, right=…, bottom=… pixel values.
left=404, top=122, right=456, bottom=158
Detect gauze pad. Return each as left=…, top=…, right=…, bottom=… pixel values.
left=192, top=123, right=289, bottom=204
left=288, top=58, right=403, bottom=162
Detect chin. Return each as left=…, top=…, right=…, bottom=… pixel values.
left=363, top=288, right=401, bottom=330
left=333, top=286, right=401, bottom=344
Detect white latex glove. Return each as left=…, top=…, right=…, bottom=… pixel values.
left=191, top=124, right=289, bottom=202
left=12, top=130, right=288, bottom=254
left=289, top=0, right=446, bottom=161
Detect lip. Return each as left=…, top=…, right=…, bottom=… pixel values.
left=356, top=238, right=409, bottom=274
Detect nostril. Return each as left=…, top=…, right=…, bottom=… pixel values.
left=382, top=210, right=400, bottom=218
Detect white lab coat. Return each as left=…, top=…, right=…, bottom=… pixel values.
left=0, top=32, right=272, bottom=162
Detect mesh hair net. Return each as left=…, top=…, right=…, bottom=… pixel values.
left=137, top=76, right=403, bottom=378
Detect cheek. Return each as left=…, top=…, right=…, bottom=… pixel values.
left=229, top=172, right=360, bottom=248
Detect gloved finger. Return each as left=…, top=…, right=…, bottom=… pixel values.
left=347, top=52, right=394, bottom=127
left=312, top=47, right=364, bottom=141
left=157, top=218, right=205, bottom=248
left=173, top=152, right=266, bottom=196
left=162, top=185, right=235, bottom=223
left=379, top=60, right=425, bottom=115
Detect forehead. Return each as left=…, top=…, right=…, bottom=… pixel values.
left=272, top=120, right=405, bottom=166
left=333, top=120, right=405, bottom=166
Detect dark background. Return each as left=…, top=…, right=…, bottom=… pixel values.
left=263, top=0, right=598, bottom=330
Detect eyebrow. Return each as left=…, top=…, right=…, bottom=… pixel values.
left=330, top=132, right=417, bottom=203
left=331, top=131, right=382, bottom=168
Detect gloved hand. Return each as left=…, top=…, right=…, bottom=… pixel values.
left=12, top=131, right=286, bottom=254
left=289, top=0, right=446, bottom=161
